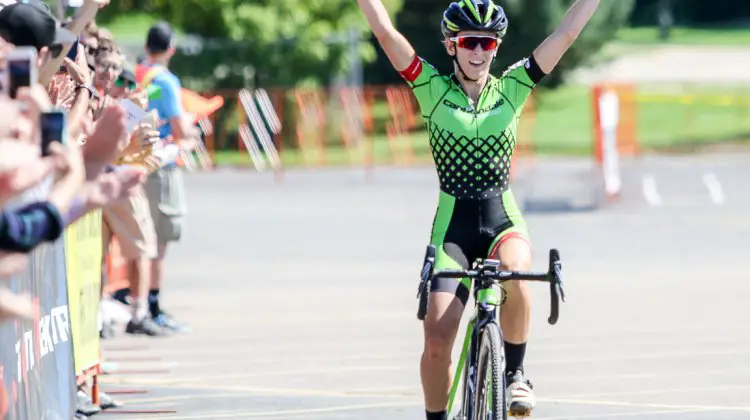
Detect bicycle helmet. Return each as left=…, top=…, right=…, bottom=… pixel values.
left=441, top=0, right=509, bottom=39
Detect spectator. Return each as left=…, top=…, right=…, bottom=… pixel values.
left=0, top=0, right=147, bottom=310
left=135, top=21, right=194, bottom=332
left=0, top=1, right=159, bottom=416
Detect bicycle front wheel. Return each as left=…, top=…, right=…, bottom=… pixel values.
left=472, top=322, right=506, bottom=420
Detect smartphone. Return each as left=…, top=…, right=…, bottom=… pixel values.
left=40, top=110, right=68, bottom=157
left=3, top=47, right=37, bottom=99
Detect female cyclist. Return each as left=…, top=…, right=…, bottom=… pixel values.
left=356, top=0, right=601, bottom=418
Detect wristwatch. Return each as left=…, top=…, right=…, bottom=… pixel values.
left=75, top=84, right=97, bottom=99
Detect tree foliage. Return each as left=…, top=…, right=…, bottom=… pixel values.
left=97, top=0, right=404, bottom=89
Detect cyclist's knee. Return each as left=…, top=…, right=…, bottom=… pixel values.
left=423, top=292, right=463, bottom=361
left=503, top=251, right=531, bottom=298
left=494, top=236, right=532, bottom=272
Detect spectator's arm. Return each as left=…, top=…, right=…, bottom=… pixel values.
left=39, top=0, right=106, bottom=84
left=0, top=202, right=64, bottom=253
left=61, top=195, right=88, bottom=226
left=62, top=48, right=94, bottom=138
left=160, top=78, right=197, bottom=149
left=65, top=89, right=93, bottom=140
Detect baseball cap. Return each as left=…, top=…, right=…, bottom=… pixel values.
left=146, top=21, right=173, bottom=53
left=0, top=0, right=76, bottom=52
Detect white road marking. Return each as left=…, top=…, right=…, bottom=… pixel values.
left=641, top=175, right=662, bottom=206
left=702, top=171, right=725, bottom=205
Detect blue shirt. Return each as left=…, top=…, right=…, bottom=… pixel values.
left=144, top=64, right=184, bottom=139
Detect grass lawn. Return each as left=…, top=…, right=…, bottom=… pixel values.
left=615, top=25, right=750, bottom=46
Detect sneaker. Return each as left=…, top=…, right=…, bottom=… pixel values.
left=99, top=391, right=124, bottom=410
left=100, top=320, right=117, bottom=340
left=76, top=390, right=101, bottom=416
left=125, top=317, right=169, bottom=336
left=506, top=369, right=535, bottom=417
left=153, top=311, right=192, bottom=333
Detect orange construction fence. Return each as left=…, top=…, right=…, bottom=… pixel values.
left=194, top=85, right=555, bottom=174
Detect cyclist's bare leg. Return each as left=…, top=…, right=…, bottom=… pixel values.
left=420, top=291, right=464, bottom=414
left=491, top=235, right=535, bottom=414
left=492, top=237, right=532, bottom=344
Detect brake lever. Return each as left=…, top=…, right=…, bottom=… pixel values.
left=553, top=259, right=566, bottom=303
left=418, top=245, right=436, bottom=298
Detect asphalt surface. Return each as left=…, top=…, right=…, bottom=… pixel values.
left=99, top=153, right=750, bottom=419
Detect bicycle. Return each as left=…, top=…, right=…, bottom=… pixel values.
left=417, top=246, right=566, bottom=420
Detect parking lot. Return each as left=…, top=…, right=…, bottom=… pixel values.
left=100, top=153, right=750, bottom=419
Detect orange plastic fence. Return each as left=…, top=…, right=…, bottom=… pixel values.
left=293, top=88, right=327, bottom=166
left=104, top=238, right=129, bottom=295
left=193, top=84, right=624, bottom=175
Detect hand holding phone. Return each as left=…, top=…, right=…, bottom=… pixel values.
left=40, top=110, right=68, bottom=157
left=2, top=47, right=37, bottom=99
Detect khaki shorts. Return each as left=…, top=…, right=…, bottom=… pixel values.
left=145, top=165, right=187, bottom=244
left=102, top=185, right=158, bottom=260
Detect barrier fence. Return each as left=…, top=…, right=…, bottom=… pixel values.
left=187, top=82, right=750, bottom=175
left=0, top=203, right=100, bottom=419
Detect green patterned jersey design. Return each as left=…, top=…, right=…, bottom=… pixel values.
left=404, top=57, right=538, bottom=200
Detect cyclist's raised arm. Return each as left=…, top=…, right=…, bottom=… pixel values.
left=532, top=0, right=600, bottom=75
left=357, top=0, right=416, bottom=72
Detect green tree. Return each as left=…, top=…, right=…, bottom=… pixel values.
left=98, top=0, right=404, bottom=89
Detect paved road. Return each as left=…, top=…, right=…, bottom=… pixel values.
left=100, top=153, right=750, bottom=419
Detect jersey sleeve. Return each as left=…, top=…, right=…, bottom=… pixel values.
left=499, top=54, right=547, bottom=113
left=399, top=56, right=445, bottom=115
left=154, top=75, right=184, bottom=119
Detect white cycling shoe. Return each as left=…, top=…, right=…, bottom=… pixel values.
left=506, top=369, right=536, bottom=417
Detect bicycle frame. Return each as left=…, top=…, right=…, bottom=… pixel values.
left=447, top=280, right=506, bottom=419
left=417, top=247, right=564, bottom=419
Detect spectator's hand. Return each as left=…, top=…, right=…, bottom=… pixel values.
left=80, top=166, right=146, bottom=210
left=0, top=160, right=57, bottom=205
left=127, top=89, right=149, bottom=110
left=14, top=85, right=53, bottom=146
left=63, top=44, right=93, bottom=87
left=82, top=104, right=127, bottom=178
left=130, top=122, right=160, bottom=148
left=0, top=141, right=56, bottom=206
left=48, top=141, right=85, bottom=186
left=0, top=288, right=35, bottom=321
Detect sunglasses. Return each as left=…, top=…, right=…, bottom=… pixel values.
left=450, top=35, right=499, bottom=51
left=114, top=77, right=137, bottom=90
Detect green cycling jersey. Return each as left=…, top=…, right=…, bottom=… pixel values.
left=401, top=54, right=547, bottom=301
left=400, top=54, right=545, bottom=200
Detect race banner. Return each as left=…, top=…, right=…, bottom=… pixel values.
left=64, top=210, right=103, bottom=377
left=0, top=239, right=76, bottom=420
